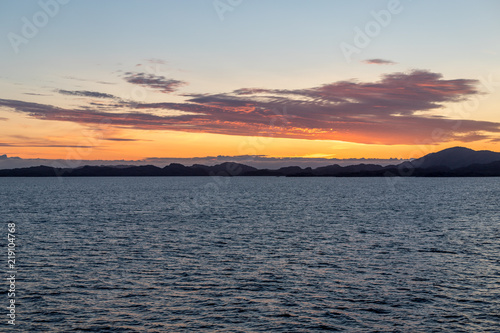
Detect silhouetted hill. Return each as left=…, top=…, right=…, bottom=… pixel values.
left=288, top=164, right=386, bottom=176
left=163, top=163, right=208, bottom=176
left=275, top=166, right=306, bottom=175
left=0, top=166, right=62, bottom=177
left=453, top=160, right=500, bottom=176
left=0, top=147, right=499, bottom=177
left=192, top=162, right=257, bottom=176
left=240, top=169, right=284, bottom=176
left=312, top=164, right=343, bottom=176
left=411, top=147, right=500, bottom=169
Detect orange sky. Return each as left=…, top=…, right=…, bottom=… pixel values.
left=2, top=68, right=500, bottom=162
left=1, top=1, right=499, bottom=163
left=1, top=114, right=498, bottom=162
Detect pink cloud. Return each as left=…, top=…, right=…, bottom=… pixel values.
left=1, top=70, right=498, bottom=145
left=123, top=72, right=186, bottom=93
left=363, top=59, right=396, bottom=65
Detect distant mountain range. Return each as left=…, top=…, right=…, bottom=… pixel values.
left=1, top=147, right=500, bottom=177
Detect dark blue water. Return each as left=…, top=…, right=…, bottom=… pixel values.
left=2, top=177, right=500, bottom=332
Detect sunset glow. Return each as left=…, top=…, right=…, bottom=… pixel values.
left=1, top=0, right=499, bottom=164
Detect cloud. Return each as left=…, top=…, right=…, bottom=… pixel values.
left=363, top=59, right=396, bottom=65
left=103, top=138, right=142, bottom=142
left=0, top=117, right=8, bottom=121
left=24, top=92, right=50, bottom=96
left=1, top=70, right=499, bottom=145
left=58, top=90, right=117, bottom=99
left=0, top=142, right=93, bottom=148
left=123, top=72, right=187, bottom=93
left=0, top=98, right=198, bottom=129
left=62, top=76, right=116, bottom=85
left=1, top=134, right=96, bottom=148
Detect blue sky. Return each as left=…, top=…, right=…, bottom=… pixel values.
left=2, top=0, right=498, bottom=87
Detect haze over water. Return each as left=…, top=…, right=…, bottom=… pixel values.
left=3, top=177, right=500, bottom=332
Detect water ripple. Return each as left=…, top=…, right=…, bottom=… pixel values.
left=1, top=177, right=499, bottom=332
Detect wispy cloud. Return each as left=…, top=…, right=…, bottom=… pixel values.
left=363, top=59, right=396, bottom=65
left=62, top=76, right=116, bottom=85
left=123, top=72, right=187, bottom=93
left=23, top=92, right=51, bottom=96
left=2, top=135, right=98, bottom=148
left=0, top=142, right=93, bottom=148
left=58, top=90, right=117, bottom=99
left=1, top=70, right=499, bottom=145
left=103, top=138, right=142, bottom=142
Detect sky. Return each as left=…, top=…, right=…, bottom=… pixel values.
left=1, top=0, right=499, bottom=166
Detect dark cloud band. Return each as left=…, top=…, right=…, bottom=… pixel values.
left=123, top=72, right=187, bottom=93
left=1, top=70, right=499, bottom=145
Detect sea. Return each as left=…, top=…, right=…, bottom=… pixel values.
left=1, top=177, right=499, bottom=332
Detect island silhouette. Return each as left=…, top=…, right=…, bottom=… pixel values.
left=1, top=147, right=500, bottom=177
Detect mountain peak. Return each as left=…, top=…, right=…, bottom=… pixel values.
left=439, top=146, right=474, bottom=152
left=412, top=146, right=500, bottom=169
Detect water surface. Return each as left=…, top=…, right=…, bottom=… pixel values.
left=2, top=177, right=500, bottom=332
